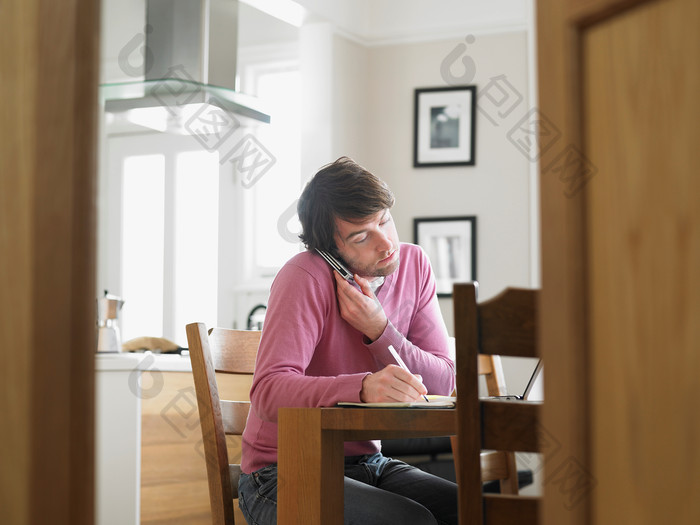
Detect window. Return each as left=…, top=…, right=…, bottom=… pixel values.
left=99, top=54, right=303, bottom=340
left=103, top=135, right=223, bottom=346
left=172, top=151, right=220, bottom=342
left=239, top=60, right=303, bottom=280
left=252, top=69, right=302, bottom=270
left=120, top=154, right=165, bottom=340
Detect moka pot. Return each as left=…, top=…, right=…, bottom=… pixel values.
left=97, top=291, right=125, bottom=353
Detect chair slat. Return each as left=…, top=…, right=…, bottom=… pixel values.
left=208, top=328, right=259, bottom=374
left=483, top=494, right=540, bottom=525
left=479, top=451, right=510, bottom=481
left=477, top=354, right=494, bottom=374
left=479, top=354, right=508, bottom=397
left=481, top=401, right=540, bottom=453
left=478, top=288, right=538, bottom=358
left=221, top=400, right=251, bottom=435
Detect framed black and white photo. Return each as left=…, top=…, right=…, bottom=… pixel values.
left=413, top=86, right=476, bottom=167
left=413, top=216, right=477, bottom=297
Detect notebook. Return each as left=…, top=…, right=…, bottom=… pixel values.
left=484, top=359, right=543, bottom=401
left=337, top=395, right=456, bottom=409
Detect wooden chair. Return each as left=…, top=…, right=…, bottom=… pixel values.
left=453, top=283, right=541, bottom=525
left=186, top=323, right=260, bottom=525
left=450, top=355, right=522, bottom=495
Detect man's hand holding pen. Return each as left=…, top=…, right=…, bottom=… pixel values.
left=359, top=365, right=428, bottom=403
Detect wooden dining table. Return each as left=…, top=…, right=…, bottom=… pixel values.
left=277, top=406, right=457, bottom=525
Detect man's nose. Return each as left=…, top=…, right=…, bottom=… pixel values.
left=376, top=230, right=393, bottom=251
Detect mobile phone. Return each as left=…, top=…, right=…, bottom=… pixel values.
left=315, top=249, right=354, bottom=281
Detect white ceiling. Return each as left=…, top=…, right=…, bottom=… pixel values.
left=100, top=0, right=532, bottom=84
left=239, top=0, right=531, bottom=47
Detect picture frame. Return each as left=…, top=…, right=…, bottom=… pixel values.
left=413, top=216, right=477, bottom=297
left=413, top=86, right=476, bottom=167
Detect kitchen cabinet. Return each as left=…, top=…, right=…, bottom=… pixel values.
left=96, top=353, right=251, bottom=525
left=96, top=354, right=145, bottom=525
left=140, top=364, right=252, bottom=524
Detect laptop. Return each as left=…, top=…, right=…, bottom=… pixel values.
left=484, top=359, right=543, bottom=401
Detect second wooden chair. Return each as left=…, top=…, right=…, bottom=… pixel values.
left=453, top=283, right=542, bottom=525
left=186, top=323, right=260, bottom=525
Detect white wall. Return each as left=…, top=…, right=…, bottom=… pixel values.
left=322, top=30, right=537, bottom=334
left=331, top=35, right=369, bottom=162
left=100, top=0, right=146, bottom=82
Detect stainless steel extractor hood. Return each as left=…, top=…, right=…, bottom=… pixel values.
left=102, top=0, right=270, bottom=132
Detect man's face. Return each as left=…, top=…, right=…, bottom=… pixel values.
left=333, top=209, right=400, bottom=279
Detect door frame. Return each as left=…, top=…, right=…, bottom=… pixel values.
left=0, top=1, right=100, bottom=523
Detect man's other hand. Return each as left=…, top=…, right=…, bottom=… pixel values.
left=359, top=364, right=427, bottom=403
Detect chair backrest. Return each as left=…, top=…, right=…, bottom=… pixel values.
left=453, top=283, right=541, bottom=525
left=186, top=322, right=260, bottom=525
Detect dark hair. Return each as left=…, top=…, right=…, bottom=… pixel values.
left=297, top=157, right=395, bottom=253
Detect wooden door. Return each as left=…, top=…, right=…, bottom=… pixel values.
left=537, top=0, right=700, bottom=524
left=0, top=1, right=100, bottom=523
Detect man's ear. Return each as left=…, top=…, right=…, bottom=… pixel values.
left=330, top=237, right=343, bottom=259
left=331, top=246, right=348, bottom=264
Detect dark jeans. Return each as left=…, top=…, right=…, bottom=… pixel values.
left=238, top=452, right=458, bottom=525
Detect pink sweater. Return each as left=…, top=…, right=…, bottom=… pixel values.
left=240, top=243, right=455, bottom=473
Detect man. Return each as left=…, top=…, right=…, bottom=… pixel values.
left=238, top=157, right=458, bottom=525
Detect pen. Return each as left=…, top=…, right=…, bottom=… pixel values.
left=388, top=345, right=430, bottom=403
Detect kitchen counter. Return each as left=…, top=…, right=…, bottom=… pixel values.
left=95, top=352, right=194, bottom=525
left=95, top=351, right=252, bottom=525
left=95, top=351, right=193, bottom=372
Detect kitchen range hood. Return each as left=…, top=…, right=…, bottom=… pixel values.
left=101, top=0, right=270, bottom=132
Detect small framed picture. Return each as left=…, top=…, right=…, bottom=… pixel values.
left=413, top=86, right=476, bottom=167
left=413, top=216, right=477, bottom=297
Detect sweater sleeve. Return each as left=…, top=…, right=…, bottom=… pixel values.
left=248, top=262, right=368, bottom=422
